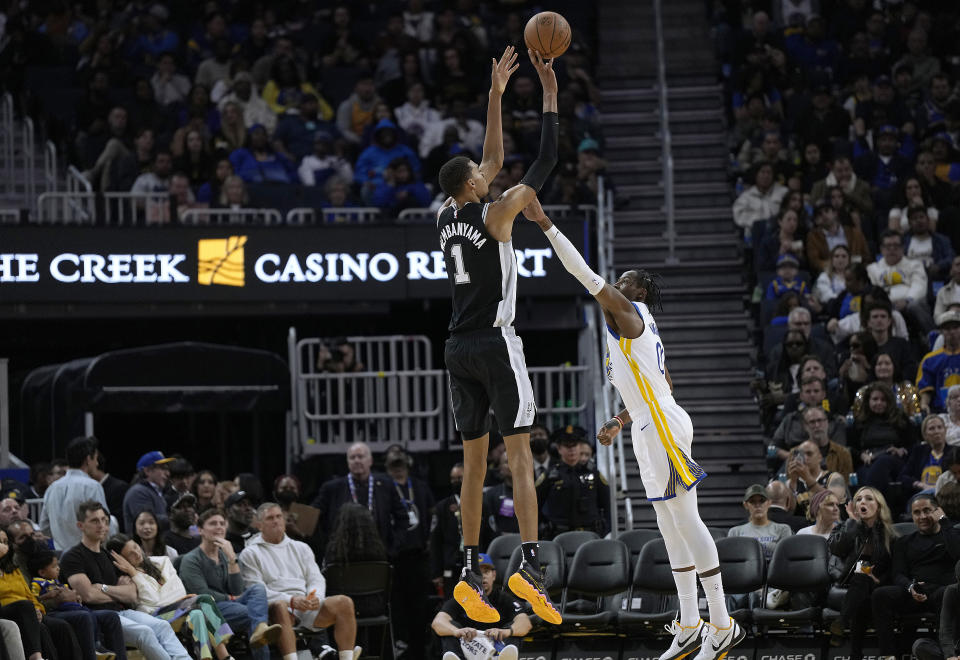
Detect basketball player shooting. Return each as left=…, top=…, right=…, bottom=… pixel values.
left=435, top=47, right=562, bottom=626
left=521, top=196, right=746, bottom=660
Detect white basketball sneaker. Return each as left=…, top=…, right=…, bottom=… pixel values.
left=659, top=619, right=705, bottom=660
left=693, top=617, right=745, bottom=660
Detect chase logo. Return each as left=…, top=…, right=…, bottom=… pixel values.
left=198, top=236, right=247, bottom=287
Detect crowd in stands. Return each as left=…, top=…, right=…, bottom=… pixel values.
left=715, top=0, right=960, bottom=510
left=713, top=1, right=960, bottom=656
left=0, top=414, right=610, bottom=659
left=1, top=0, right=607, bottom=223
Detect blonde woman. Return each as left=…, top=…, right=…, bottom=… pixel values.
left=827, top=487, right=898, bottom=652
left=813, top=245, right=851, bottom=307
left=940, top=385, right=960, bottom=446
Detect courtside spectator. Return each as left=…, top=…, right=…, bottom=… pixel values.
left=40, top=436, right=109, bottom=552
left=122, top=451, right=174, bottom=532
left=919, top=311, right=960, bottom=413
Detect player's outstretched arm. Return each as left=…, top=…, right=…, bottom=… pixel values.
left=483, top=50, right=559, bottom=242
left=479, top=45, right=519, bottom=185
left=522, top=197, right=644, bottom=338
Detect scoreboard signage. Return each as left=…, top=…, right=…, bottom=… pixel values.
left=0, top=221, right=587, bottom=305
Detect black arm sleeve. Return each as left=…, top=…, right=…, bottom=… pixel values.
left=519, top=111, right=559, bottom=192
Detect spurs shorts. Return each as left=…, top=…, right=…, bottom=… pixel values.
left=445, top=326, right=536, bottom=439
left=629, top=400, right=706, bottom=501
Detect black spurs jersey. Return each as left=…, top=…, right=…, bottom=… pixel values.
left=437, top=201, right=517, bottom=333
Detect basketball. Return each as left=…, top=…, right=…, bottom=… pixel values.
left=523, top=11, right=572, bottom=60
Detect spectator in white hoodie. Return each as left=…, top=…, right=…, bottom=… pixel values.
left=239, top=503, right=361, bottom=660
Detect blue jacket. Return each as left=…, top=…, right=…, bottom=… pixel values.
left=904, top=231, right=956, bottom=278
left=354, top=120, right=421, bottom=185
left=371, top=181, right=432, bottom=211
left=122, top=480, right=168, bottom=532
left=229, top=148, right=297, bottom=184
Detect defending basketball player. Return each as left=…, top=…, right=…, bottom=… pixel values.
left=435, top=48, right=562, bottom=625
left=522, top=196, right=745, bottom=660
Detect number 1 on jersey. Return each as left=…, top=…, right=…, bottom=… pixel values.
left=450, top=243, right=471, bottom=284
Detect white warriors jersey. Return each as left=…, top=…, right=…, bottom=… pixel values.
left=604, top=301, right=673, bottom=420
left=604, top=301, right=706, bottom=498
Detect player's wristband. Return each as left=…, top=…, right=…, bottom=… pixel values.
left=613, top=415, right=624, bottom=429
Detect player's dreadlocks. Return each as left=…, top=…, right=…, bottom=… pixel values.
left=632, top=269, right=663, bottom=312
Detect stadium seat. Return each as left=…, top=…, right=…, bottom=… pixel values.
left=616, top=539, right=680, bottom=633
left=715, top=536, right=765, bottom=624
left=617, top=529, right=661, bottom=572
left=486, top=533, right=522, bottom=585
left=752, top=535, right=831, bottom=630
left=706, top=526, right=727, bottom=541
left=506, top=541, right=565, bottom=600
left=893, top=521, right=918, bottom=536
left=557, top=539, right=631, bottom=632
left=323, top=561, right=393, bottom=660
left=553, top=530, right=600, bottom=570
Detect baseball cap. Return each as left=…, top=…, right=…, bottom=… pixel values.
left=776, top=253, right=799, bottom=268
left=937, top=310, right=960, bottom=328
left=224, top=490, right=251, bottom=508
left=477, top=553, right=495, bottom=569
left=874, top=75, right=893, bottom=87
left=578, top=138, right=600, bottom=154
left=743, top=484, right=770, bottom=502
left=553, top=425, right=586, bottom=446
left=3, top=487, right=25, bottom=503
left=876, top=124, right=898, bottom=137
left=136, top=451, right=175, bottom=471
left=171, top=492, right=197, bottom=510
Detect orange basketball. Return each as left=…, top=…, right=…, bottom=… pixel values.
left=523, top=11, right=572, bottom=60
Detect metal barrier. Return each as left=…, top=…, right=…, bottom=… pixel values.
left=285, top=207, right=382, bottom=224
left=287, top=329, right=593, bottom=458
left=67, top=165, right=92, bottom=194
left=0, top=93, right=13, bottom=197
left=23, top=116, right=35, bottom=213
left=37, top=191, right=96, bottom=224
left=27, top=498, right=43, bottom=524
left=44, top=140, right=57, bottom=193
left=102, top=191, right=173, bottom=225
left=653, top=0, right=677, bottom=265
left=181, top=207, right=282, bottom=226
left=397, top=207, right=435, bottom=223
left=0, top=209, right=19, bottom=224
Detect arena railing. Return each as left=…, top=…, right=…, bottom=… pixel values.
left=653, top=0, right=678, bottom=265
left=286, top=329, right=592, bottom=461
left=37, top=191, right=95, bottom=224
left=286, top=207, right=382, bottom=224
left=44, top=140, right=58, bottom=195
left=181, top=207, right=282, bottom=225
left=0, top=93, right=12, bottom=199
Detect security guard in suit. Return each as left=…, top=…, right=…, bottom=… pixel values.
left=536, top=426, right=610, bottom=538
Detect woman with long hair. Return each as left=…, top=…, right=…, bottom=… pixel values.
left=191, top=470, right=219, bottom=513
left=888, top=176, right=939, bottom=233
left=940, top=384, right=960, bottom=446
left=324, top=503, right=387, bottom=619
left=213, top=102, right=246, bottom=155
left=813, top=245, right=851, bottom=307
left=174, top=129, right=215, bottom=188
left=899, top=414, right=948, bottom=497
left=798, top=489, right=841, bottom=538
left=853, top=352, right=921, bottom=417
left=797, top=142, right=828, bottom=195
left=849, top=382, right=917, bottom=492
left=106, top=534, right=234, bottom=660
left=133, top=510, right=177, bottom=559
left=324, top=503, right=387, bottom=566
left=828, top=487, right=898, bottom=654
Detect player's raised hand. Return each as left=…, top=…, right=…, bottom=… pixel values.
left=529, top=48, right=558, bottom=94
left=491, top=45, right=520, bottom=96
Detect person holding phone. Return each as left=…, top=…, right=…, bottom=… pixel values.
left=870, top=493, right=960, bottom=659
